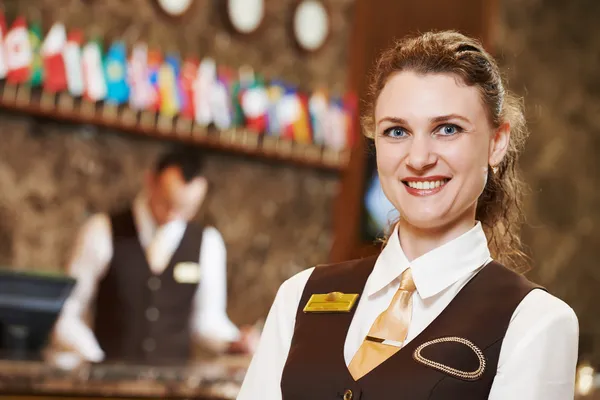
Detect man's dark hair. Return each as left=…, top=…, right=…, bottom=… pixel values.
left=153, top=147, right=206, bottom=182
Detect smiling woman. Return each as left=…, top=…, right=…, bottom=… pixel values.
left=364, top=34, right=528, bottom=270
left=237, top=31, right=579, bottom=400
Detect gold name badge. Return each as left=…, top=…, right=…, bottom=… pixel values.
left=173, top=262, right=201, bottom=284
left=303, top=292, right=359, bottom=313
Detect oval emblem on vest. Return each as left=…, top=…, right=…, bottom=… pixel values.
left=173, top=262, right=201, bottom=284
left=412, top=336, right=486, bottom=381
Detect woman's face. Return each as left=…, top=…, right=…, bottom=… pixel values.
left=374, top=71, right=509, bottom=231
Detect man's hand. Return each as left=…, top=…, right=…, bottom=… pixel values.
left=227, top=325, right=260, bottom=354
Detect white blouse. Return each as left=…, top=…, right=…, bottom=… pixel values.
left=237, top=222, right=579, bottom=400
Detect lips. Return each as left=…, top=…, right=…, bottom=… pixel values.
left=402, top=177, right=450, bottom=196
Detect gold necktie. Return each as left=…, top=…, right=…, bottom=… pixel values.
left=348, top=268, right=416, bottom=380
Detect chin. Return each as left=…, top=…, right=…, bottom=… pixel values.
left=400, top=212, right=450, bottom=231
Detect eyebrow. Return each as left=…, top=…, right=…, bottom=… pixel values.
left=377, top=114, right=472, bottom=126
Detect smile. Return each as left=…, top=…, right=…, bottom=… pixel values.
left=402, top=178, right=450, bottom=196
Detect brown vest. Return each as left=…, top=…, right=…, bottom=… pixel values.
left=93, top=209, right=203, bottom=365
left=281, top=256, right=541, bottom=399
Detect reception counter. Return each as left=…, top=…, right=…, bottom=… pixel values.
left=0, top=356, right=249, bottom=399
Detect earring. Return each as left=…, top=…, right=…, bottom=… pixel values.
left=491, top=165, right=499, bottom=174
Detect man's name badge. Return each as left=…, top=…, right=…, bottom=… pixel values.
left=303, top=292, right=359, bottom=313
left=173, top=262, right=201, bottom=284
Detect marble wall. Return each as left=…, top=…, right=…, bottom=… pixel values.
left=0, top=0, right=354, bottom=324
left=1, top=0, right=599, bottom=364
left=497, top=0, right=600, bottom=364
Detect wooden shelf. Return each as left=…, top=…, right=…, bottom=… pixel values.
left=0, top=83, right=350, bottom=173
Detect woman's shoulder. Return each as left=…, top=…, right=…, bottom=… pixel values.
left=274, top=267, right=317, bottom=305
left=512, top=288, right=578, bottom=332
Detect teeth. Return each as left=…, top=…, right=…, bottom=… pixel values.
left=407, top=180, right=448, bottom=190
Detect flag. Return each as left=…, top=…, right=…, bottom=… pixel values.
left=82, top=39, right=106, bottom=101
left=231, top=66, right=254, bottom=127
left=159, top=54, right=180, bottom=116
left=211, top=68, right=234, bottom=130
left=193, top=57, right=216, bottom=126
left=240, top=81, right=269, bottom=133
left=0, top=11, right=8, bottom=79
left=292, top=92, right=312, bottom=144
left=325, top=98, right=349, bottom=150
left=148, top=49, right=162, bottom=111
left=266, top=81, right=286, bottom=136
left=308, top=89, right=329, bottom=145
left=5, top=17, right=32, bottom=84
left=104, top=41, right=129, bottom=104
left=277, top=88, right=304, bottom=140
left=179, top=57, right=198, bottom=119
left=64, top=29, right=84, bottom=97
left=28, top=21, right=43, bottom=86
left=211, top=78, right=232, bottom=130
left=41, top=22, right=67, bottom=93
left=128, top=43, right=153, bottom=110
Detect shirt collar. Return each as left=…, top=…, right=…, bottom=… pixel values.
left=364, top=221, right=491, bottom=299
left=133, top=193, right=185, bottom=247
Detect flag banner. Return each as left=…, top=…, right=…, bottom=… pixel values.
left=324, top=98, right=348, bottom=151
left=6, top=17, right=32, bottom=84
left=240, top=81, right=269, bottom=134
left=179, top=56, right=198, bottom=120
left=148, top=49, right=162, bottom=112
left=0, top=14, right=355, bottom=162
left=193, top=57, right=216, bottom=126
left=28, top=21, right=43, bottom=86
left=128, top=43, right=153, bottom=110
left=82, top=39, right=107, bottom=101
left=41, top=23, right=67, bottom=93
left=0, top=11, right=8, bottom=79
left=308, top=89, right=329, bottom=146
left=292, top=92, right=312, bottom=144
left=159, top=54, right=180, bottom=117
left=104, top=41, right=129, bottom=104
left=64, top=29, right=84, bottom=97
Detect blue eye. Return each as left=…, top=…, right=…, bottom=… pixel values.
left=438, top=124, right=462, bottom=136
left=383, top=127, right=407, bottom=138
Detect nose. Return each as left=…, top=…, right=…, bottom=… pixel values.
left=405, top=135, right=437, bottom=171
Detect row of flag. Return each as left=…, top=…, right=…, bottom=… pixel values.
left=0, top=14, right=357, bottom=150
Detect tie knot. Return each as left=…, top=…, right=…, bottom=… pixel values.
left=399, top=268, right=416, bottom=292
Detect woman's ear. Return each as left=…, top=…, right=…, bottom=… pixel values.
left=488, top=122, right=510, bottom=168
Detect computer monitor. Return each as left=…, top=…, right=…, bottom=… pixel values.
left=0, top=268, right=75, bottom=360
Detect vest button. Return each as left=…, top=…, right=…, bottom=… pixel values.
left=142, top=338, right=156, bottom=352
left=146, top=307, right=160, bottom=322
left=148, top=276, right=161, bottom=291
left=343, top=389, right=353, bottom=400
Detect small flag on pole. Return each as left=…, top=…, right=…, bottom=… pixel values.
left=193, top=57, right=216, bottom=126
left=148, top=49, right=162, bottom=112
left=28, top=21, right=43, bottom=86
left=64, top=29, right=84, bottom=97
left=159, top=54, right=180, bottom=117
left=41, top=22, right=68, bottom=93
left=308, top=89, right=329, bottom=145
left=179, top=57, right=198, bottom=120
left=0, top=11, right=8, bottom=79
left=5, top=17, right=32, bottom=84
left=104, top=41, right=129, bottom=104
left=128, top=43, right=153, bottom=110
left=82, top=39, right=107, bottom=102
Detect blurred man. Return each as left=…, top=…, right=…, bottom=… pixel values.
left=52, top=148, right=256, bottom=365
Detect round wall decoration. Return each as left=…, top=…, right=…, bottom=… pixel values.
left=227, top=0, right=266, bottom=35
left=293, top=0, right=330, bottom=52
